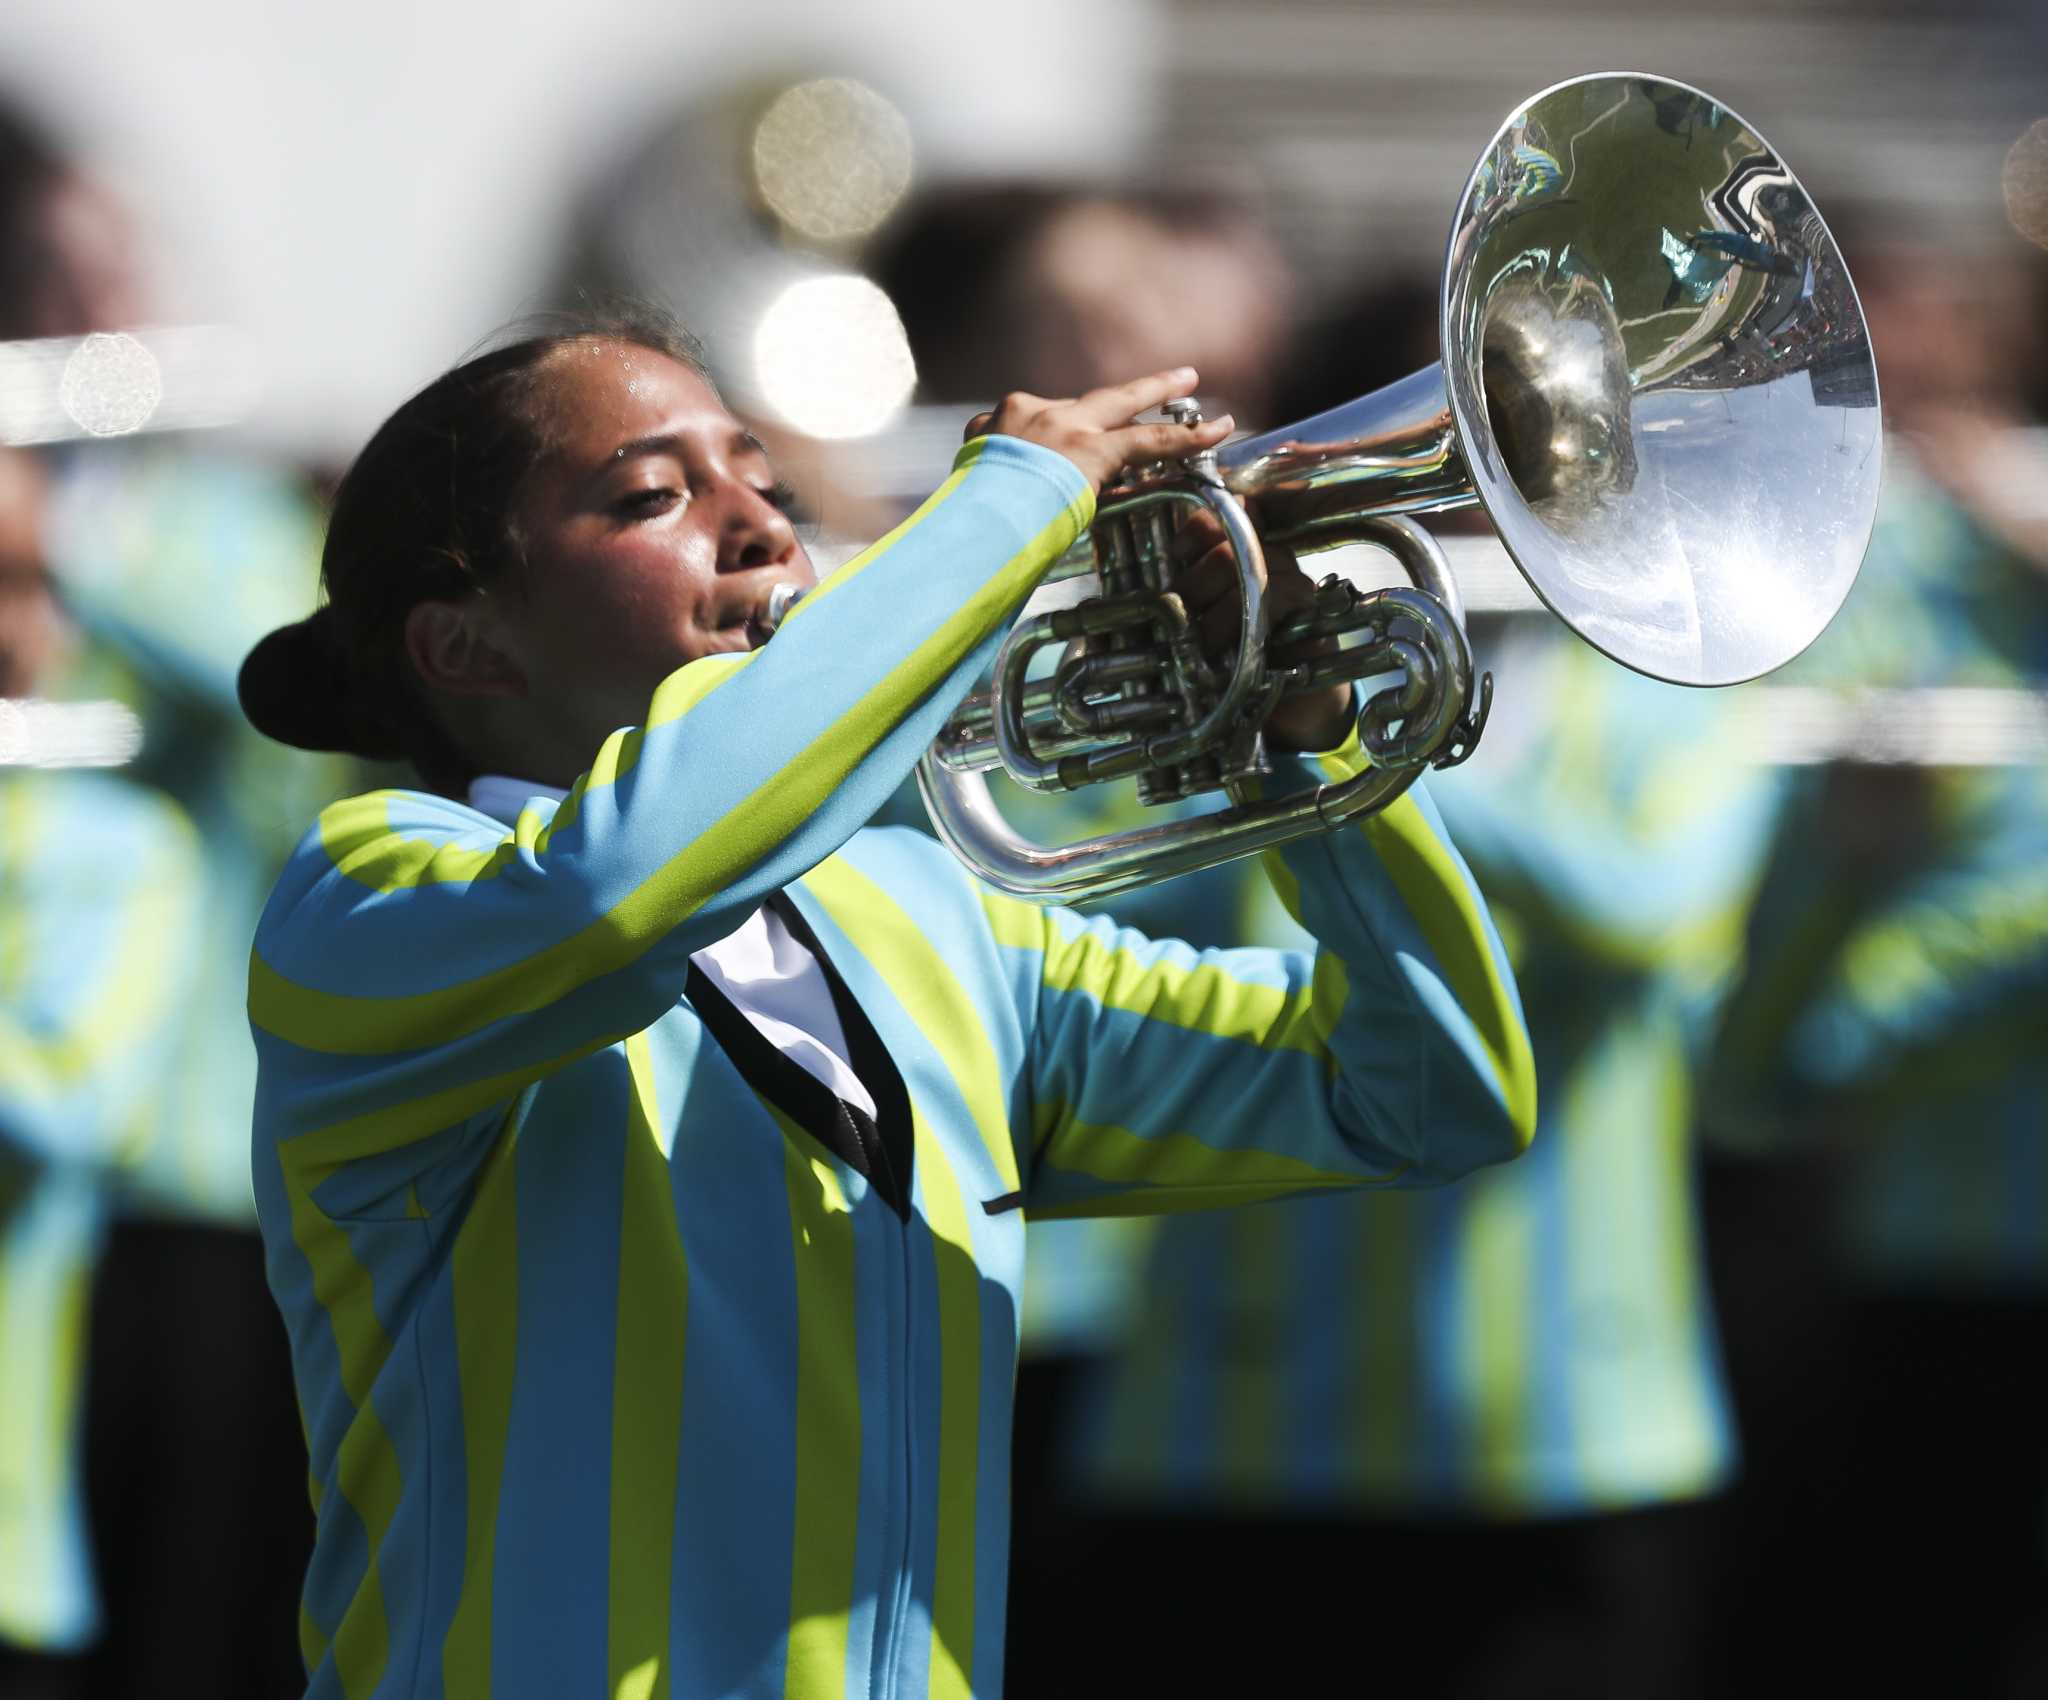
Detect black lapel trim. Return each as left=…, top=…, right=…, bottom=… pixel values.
left=683, top=894, right=914, bottom=1220
left=770, top=893, right=915, bottom=1213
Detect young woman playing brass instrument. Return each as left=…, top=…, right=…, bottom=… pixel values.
left=237, top=306, right=1535, bottom=1700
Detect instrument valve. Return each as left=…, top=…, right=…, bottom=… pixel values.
left=1161, top=396, right=1221, bottom=477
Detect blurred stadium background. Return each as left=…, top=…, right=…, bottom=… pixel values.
left=2, top=0, right=2046, bottom=1696
left=1, top=0, right=2042, bottom=455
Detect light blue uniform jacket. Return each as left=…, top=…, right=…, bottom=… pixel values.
left=248, top=437, right=1535, bottom=1700
left=0, top=769, right=201, bottom=1648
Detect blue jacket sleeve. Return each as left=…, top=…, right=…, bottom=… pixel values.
left=0, top=776, right=203, bottom=1171
left=984, top=726, right=1538, bottom=1216
left=248, top=438, right=1094, bottom=1183
left=1783, top=763, right=2048, bottom=1103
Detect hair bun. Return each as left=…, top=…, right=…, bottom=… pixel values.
left=237, top=609, right=405, bottom=760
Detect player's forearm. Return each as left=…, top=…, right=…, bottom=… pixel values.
left=1263, top=745, right=1537, bottom=1179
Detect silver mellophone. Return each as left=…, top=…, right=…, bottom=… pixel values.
left=787, top=73, right=1890, bottom=902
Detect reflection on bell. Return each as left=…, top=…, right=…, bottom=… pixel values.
left=1478, top=270, right=1636, bottom=522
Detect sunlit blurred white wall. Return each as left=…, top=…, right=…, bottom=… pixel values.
left=1152, top=0, right=2046, bottom=297
left=0, top=0, right=1165, bottom=460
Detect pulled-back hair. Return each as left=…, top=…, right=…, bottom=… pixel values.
left=0, top=94, right=67, bottom=339
left=238, top=302, right=710, bottom=792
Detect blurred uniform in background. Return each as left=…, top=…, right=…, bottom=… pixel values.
left=883, top=244, right=1783, bottom=1696
left=1061, top=628, right=1778, bottom=1700
left=53, top=443, right=343, bottom=1699
left=1702, top=235, right=2048, bottom=1698
left=0, top=445, right=202, bottom=1700
left=2, top=89, right=342, bottom=1696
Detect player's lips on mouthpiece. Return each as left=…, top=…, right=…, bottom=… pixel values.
left=700, top=568, right=805, bottom=653
left=744, top=579, right=805, bottom=649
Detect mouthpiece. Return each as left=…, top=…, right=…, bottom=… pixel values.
left=759, top=582, right=805, bottom=634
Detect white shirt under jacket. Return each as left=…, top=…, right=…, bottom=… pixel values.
left=466, top=773, right=878, bottom=1119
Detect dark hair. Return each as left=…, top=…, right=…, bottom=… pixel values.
left=237, top=301, right=711, bottom=791
left=0, top=94, right=67, bottom=339
left=871, top=180, right=1259, bottom=403
left=869, top=185, right=1072, bottom=401
left=1269, top=275, right=1440, bottom=425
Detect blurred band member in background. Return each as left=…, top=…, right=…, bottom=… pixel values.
left=1068, top=632, right=1777, bottom=1699
left=1703, top=230, right=2048, bottom=1697
left=1020, top=276, right=1783, bottom=1700
left=0, top=445, right=203, bottom=1700
left=871, top=181, right=1293, bottom=432
left=235, top=304, right=1534, bottom=1699
left=0, top=101, right=140, bottom=343
left=883, top=202, right=1768, bottom=1695
left=1, top=88, right=334, bottom=1696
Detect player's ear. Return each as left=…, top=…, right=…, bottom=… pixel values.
left=403, top=600, right=527, bottom=698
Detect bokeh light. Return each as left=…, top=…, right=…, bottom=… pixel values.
left=2002, top=118, right=2048, bottom=250
left=0, top=697, right=145, bottom=768
left=58, top=331, right=162, bottom=437
left=752, top=274, right=917, bottom=439
left=751, top=78, right=914, bottom=244
left=0, top=342, right=42, bottom=446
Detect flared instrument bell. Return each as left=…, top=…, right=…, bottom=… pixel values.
left=1226, top=70, right=1881, bottom=687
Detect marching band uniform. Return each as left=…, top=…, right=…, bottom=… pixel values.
left=48, top=446, right=354, bottom=1224
left=1075, top=638, right=1777, bottom=1515
left=47, top=445, right=353, bottom=1693
left=1054, top=635, right=1780, bottom=1697
left=0, top=767, right=200, bottom=1662
left=249, top=436, right=1534, bottom=1700
left=1704, top=451, right=2048, bottom=1693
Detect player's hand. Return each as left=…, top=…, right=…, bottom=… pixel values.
left=964, top=368, right=1234, bottom=493
left=1169, top=507, right=1354, bottom=752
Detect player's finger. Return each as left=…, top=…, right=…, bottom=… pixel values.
left=1169, top=507, right=1228, bottom=562
left=1198, top=595, right=1244, bottom=656
left=1099, top=414, right=1234, bottom=470
left=1072, top=367, right=1201, bottom=428
left=1262, top=569, right=1318, bottom=624
left=1172, top=543, right=1243, bottom=614
left=981, top=391, right=1056, bottom=436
